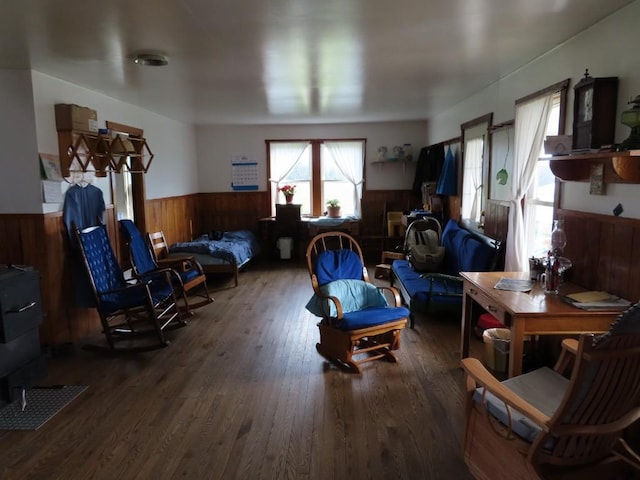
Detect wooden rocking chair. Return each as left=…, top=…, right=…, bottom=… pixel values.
left=75, top=224, right=187, bottom=352
left=461, top=302, right=640, bottom=479
left=305, top=231, right=409, bottom=373
left=119, top=220, right=213, bottom=315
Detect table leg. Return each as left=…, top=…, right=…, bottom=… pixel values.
left=509, top=319, right=525, bottom=377
left=461, top=291, right=472, bottom=359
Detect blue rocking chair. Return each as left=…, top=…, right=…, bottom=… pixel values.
left=305, top=231, right=409, bottom=373
left=75, top=223, right=187, bottom=351
left=119, top=219, right=213, bottom=315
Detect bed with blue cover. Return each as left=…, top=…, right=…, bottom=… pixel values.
left=169, top=230, right=261, bottom=286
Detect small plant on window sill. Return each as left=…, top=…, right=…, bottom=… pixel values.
left=326, top=199, right=341, bottom=218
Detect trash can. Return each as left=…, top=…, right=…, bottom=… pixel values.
left=483, top=328, right=510, bottom=373
left=276, top=237, right=293, bottom=260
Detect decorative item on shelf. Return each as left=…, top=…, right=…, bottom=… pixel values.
left=403, top=143, right=413, bottom=162
left=571, top=69, right=619, bottom=152
left=392, top=145, right=404, bottom=161
left=543, top=135, right=572, bottom=156
left=326, top=199, right=341, bottom=218
left=278, top=184, right=296, bottom=204
left=377, top=146, right=388, bottom=162
left=619, top=95, right=640, bottom=150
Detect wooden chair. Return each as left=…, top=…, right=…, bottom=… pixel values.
left=75, top=223, right=186, bottom=352
left=305, top=231, right=409, bottom=373
left=119, top=221, right=213, bottom=314
left=461, top=303, right=640, bottom=480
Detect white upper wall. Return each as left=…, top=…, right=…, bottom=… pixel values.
left=195, top=121, right=428, bottom=192
left=31, top=71, right=199, bottom=210
left=0, top=70, right=42, bottom=214
left=428, top=1, right=640, bottom=218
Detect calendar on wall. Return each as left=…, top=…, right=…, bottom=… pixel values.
left=231, top=155, right=259, bottom=191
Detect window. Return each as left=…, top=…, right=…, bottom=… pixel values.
left=460, top=113, right=493, bottom=230
left=267, top=139, right=365, bottom=217
left=504, top=79, right=569, bottom=271
left=524, top=93, right=561, bottom=258
left=461, top=136, right=484, bottom=224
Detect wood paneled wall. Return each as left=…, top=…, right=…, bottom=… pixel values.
left=559, top=208, right=640, bottom=302
left=483, top=199, right=510, bottom=242
left=0, top=209, right=118, bottom=346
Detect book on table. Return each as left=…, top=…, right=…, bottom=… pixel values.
left=562, top=291, right=633, bottom=310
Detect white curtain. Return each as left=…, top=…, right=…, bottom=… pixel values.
left=505, top=94, right=553, bottom=271
left=323, top=141, right=365, bottom=217
left=462, top=137, right=484, bottom=222
left=268, top=141, right=309, bottom=206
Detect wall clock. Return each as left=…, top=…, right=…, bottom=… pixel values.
left=572, top=69, right=619, bottom=152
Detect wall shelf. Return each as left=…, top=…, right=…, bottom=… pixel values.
left=547, top=150, right=640, bottom=183
left=370, top=159, right=414, bottom=172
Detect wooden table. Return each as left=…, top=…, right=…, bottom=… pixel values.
left=460, top=271, right=621, bottom=377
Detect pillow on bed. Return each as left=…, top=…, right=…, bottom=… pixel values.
left=208, top=230, right=224, bottom=241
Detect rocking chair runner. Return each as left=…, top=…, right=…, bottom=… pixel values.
left=305, top=231, right=409, bottom=373
left=119, top=220, right=212, bottom=314
left=461, top=302, right=640, bottom=480
left=75, top=224, right=187, bottom=351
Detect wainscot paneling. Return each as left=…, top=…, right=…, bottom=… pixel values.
left=144, top=194, right=200, bottom=244
left=483, top=199, right=510, bottom=242
left=195, top=192, right=271, bottom=236
left=0, top=209, right=119, bottom=347
left=559, top=208, right=640, bottom=303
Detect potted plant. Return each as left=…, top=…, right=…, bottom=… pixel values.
left=326, top=199, right=341, bottom=218
left=278, top=184, right=296, bottom=204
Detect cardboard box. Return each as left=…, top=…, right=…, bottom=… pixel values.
left=54, top=104, right=98, bottom=132
left=544, top=135, right=572, bottom=156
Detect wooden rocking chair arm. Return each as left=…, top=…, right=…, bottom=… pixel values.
left=157, top=255, right=200, bottom=273
left=97, top=280, right=153, bottom=297
left=552, top=407, right=640, bottom=436
left=138, top=268, right=184, bottom=287
left=314, top=293, right=344, bottom=319
left=461, top=358, right=551, bottom=431
left=377, top=285, right=402, bottom=306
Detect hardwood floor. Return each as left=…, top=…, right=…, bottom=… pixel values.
left=0, top=261, right=479, bottom=480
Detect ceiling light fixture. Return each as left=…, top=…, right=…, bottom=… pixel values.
left=133, top=53, right=168, bottom=66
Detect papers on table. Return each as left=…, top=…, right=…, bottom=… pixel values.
left=493, top=278, right=534, bottom=292
left=562, top=291, right=633, bottom=310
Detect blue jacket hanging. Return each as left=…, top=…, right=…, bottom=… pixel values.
left=436, top=145, right=458, bottom=196
left=63, top=184, right=106, bottom=307
left=63, top=184, right=106, bottom=246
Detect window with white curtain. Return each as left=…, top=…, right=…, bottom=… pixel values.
left=461, top=136, right=485, bottom=224
left=524, top=93, right=561, bottom=258
left=268, top=139, right=365, bottom=217
left=504, top=79, right=568, bottom=271
left=460, top=114, right=492, bottom=230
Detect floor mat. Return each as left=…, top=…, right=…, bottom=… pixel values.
left=0, top=386, right=87, bottom=430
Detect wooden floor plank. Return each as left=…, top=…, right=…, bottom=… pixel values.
left=0, top=261, right=475, bottom=480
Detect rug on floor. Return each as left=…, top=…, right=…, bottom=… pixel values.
left=0, top=385, right=87, bottom=430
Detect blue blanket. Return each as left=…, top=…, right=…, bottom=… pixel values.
left=170, top=230, right=261, bottom=265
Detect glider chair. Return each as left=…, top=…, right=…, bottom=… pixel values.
left=461, top=303, right=640, bottom=480
left=119, top=220, right=212, bottom=315
left=75, top=223, right=187, bottom=352
left=305, top=231, right=409, bottom=373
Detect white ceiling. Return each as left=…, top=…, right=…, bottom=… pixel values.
left=0, top=0, right=633, bottom=125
